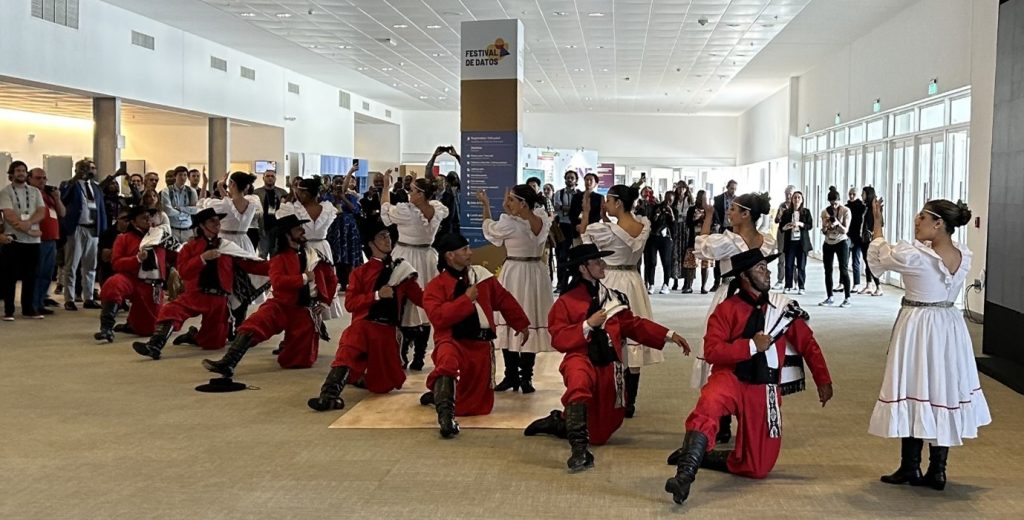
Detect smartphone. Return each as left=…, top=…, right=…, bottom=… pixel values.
left=352, top=159, right=360, bottom=168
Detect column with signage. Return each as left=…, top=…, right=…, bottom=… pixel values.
left=459, top=19, right=524, bottom=261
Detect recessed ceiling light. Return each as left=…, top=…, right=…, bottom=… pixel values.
left=726, top=23, right=741, bottom=28
left=393, top=24, right=408, bottom=28
left=392, top=83, right=399, bottom=87
left=565, top=45, right=577, bottom=49
left=553, top=11, right=568, bottom=16
left=438, top=96, right=447, bottom=100
left=443, top=87, right=450, bottom=92
left=573, top=68, right=584, bottom=72
left=537, top=79, right=544, bottom=83
left=413, top=83, right=419, bottom=87
left=442, top=11, right=462, bottom=16
left=584, top=97, right=591, bottom=101
left=240, top=12, right=256, bottom=18
left=761, top=23, right=774, bottom=28
left=275, top=13, right=291, bottom=18
left=596, top=45, right=606, bottom=49
left=337, top=45, right=351, bottom=49
left=382, top=67, right=393, bottom=71
left=431, top=53, right=442, bottom=57
left=426, top=25, right=442, bottom=29
left=356, top=67, right=367, bottom=71
left=419, top=96, right=429, bottom=99
left=588, top=13, right=605, bottom=17
left=399, top=61, right=406, bottom=66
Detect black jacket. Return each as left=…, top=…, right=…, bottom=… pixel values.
left=780, top=207, right=814, bottom=252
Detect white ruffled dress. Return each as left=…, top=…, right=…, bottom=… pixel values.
left=867, top=238, right=991, bottom=446
left=202, top=196, right=267, bottom=307
left=483, top=208, right=554, bottom=353
left=277, top=201, right=343, bottom=319
left=690, top=230, right=778, bottom=388
left=381, top=200, right=448, bottom=328
left=583, top=217, right=662, bottom=370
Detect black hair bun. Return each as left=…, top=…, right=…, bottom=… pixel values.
left=955, top=200, right=972, bottom=227
left=627, top=186, right=640, bottom=202
left=754, top=192, right=771, bottom=214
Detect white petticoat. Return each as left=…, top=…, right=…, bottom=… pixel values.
left=603, top=268, right=664, bottom=370
left=393, top=244, right=437, bottom=328
left=494, top=258, right=553, bottom=353
left=867, top=306, right=992, bottom=447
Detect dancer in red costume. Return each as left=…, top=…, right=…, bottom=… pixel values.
left=524, top=243, right=690, bottom=472
left=307, top=218, right=424, bottom=411
left=665, top=248, right=833, bottom=505
left=421, top=233, right=530, bottom=438
left=201, top=214, right=337, bottom=376
left=132, top=207, right=268, bottom=359
left=94, top=205, right=167, bottom=342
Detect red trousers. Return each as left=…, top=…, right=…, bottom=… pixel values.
left=332, top=320, right=405, bottom=394
left=156, top=291, right=229, bottom=350
left=100, top=274, right=162, bottom=336
left=238, top=299, right=319, bottom=369
left=560, top=353, right=626, bottom=446
left=426, top=339, right=494, bottom=417
left=684, top=371, right=782, bottom=479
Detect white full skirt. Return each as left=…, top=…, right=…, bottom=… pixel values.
left=494, top=260, right=553, bottom=353
left=603, top=269, right=664, bottom=369
left=867, top=306, right=991, bottom=446
left=393, top=244, right=437, bottom=328
left=690, top=283, right=730, bottom=388
left=221, top=233, right=268, bottom=309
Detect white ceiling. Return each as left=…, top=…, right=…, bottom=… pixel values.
left=99, top=0, right=919, bottom=114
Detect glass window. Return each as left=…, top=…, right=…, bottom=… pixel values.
left=920, top=102, right=945, bottom=131
left=832, top=128, right=847, bottom=147
left=817, top=133, right=828, bottom=151
left=951, top=96, right=971, bottom=124
left=867, top=118, right=885, bottom=141
left=849, top=123, right=865, bottom=145
left=893, top=110, right=914, bottom=136
left=804, top=137, right=816, bottom=154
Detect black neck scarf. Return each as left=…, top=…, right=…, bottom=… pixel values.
left=297, top=247, right=312, bottom=306
left=198, top=236, right=222, bottom=291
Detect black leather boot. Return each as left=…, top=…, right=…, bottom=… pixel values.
left=307, top=366, right=350, bottom=411
left=202, top=332, right=255, bottom=377
left=524, top=409, right=567, bottom=438
left=94, top=300, right=119, bottom=343
left=494, top=349, right=520, bottom=392
left=131, top=322, right=173, bottom=360
left=228, top=305, right=247, bottom=341
left=399, top=327, right=415, bottom=369
left=716, top=415, right=733, bottom=444
left=409, top=326, right=429, bottom=371
left=624, top=371, right=640, bottom=418
left=433, top=376, right=459, bottom=438
left=700, top=450, right=731, bottom=473
left=519, top=352, right=536, bottom=394
left=912, top=445, right=948, bottom=490
left=880, top=437, right=923, bottom=485
left=172, top=325, right=200, bottom=346
left=565, top=402, right=595, bottom=473
left=664, top=431, right=709, bottom=505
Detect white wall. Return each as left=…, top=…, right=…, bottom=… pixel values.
left=122, top=122, right=284, bottom=180
left=400, top=110, right=738, bottom=167
left=355, top=122, right=401, bottom=169
left=737, top=86, right=791, bottom=165
left=0, top=109, right=93, bottom=182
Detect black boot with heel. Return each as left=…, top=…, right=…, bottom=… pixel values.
left=307, top=366, right=350, bottom=411
left=519, top=352, right=536, bottom=394
left=494, top=349, right=520, bottom=392
left=880, top=437, right=923, bottom=485
left=911, top=444, right=948, bottom=490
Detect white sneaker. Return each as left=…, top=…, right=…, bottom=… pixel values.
left=839, top=299, right=851, bottom=308
left=772, top=282, right=784, bottom=290
left=818, top=297, right=835, bottom=306
left=798, top=289, right=806, bottom=295
left=647, top=286, right=656, bottom=295
left=659, top=284, right=671, bottom=295
left=872, top=288, right=884, bottom=297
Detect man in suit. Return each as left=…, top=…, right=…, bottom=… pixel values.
left=253, top=170, right=288, bottom=257
left=710, top=180, right=738, bottom=291
left=359, top=171, right=386, bottom=224
left=569, top=173, right=603, bottom=236
left=552, top=170, right=581, bottom=292
left=60, top=159, right=107, bottom=311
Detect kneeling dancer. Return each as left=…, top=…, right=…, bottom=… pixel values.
left=202, top=214, right=337, bottom=376
left=524, top=244, right=690, bottom=472
left=94, top=206, right=167, bottom=342
left=422, top=233, right=530, bottom=438
left=665, top=248, right=833, bottom=505
left=308, top=218, right=424, bottom=411
left=133, top=208, right=268, bottom=359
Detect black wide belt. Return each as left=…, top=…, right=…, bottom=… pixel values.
left=506, top=256, right=541, bottom=262
left=397, top=241, right=431, bottom=249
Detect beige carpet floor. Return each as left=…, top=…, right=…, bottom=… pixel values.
left=2, top=259, right=1022, bottom=519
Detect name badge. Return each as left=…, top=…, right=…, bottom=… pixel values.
left=20, top=212, right=30, bottom=222
left=268, top=206, right=276, bottom=216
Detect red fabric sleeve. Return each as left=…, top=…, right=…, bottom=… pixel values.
left=176, top=240, right=205, bottom=281
left=423, top=278, right=475, bottom=329
left=235, top=258, right=269, bottom=276
left=269, top=254, right=305, bottom=293
left=703, top=304, right=755, bottom=366
left=314, top=263, right=338, bottom=304
left=402, top=279, right=425, bottom=308
left=344, top=266, right=375, bottom=314
left=785, top=320, right=832, bottom=386
left=547, top=297, right=588, bottom=355
left=618, top=310, right=670, bottom=350
left=487, top=279, right=530, bottom=331
left=111, top=234, right=140, bottom=274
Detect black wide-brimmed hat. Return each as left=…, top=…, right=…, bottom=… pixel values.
left=432, top=232, right=469, bottom=255
left=194, top=377, right=248, bottom=393
left=358, top=217, right=396, bottom=246
left=125, top=205, right=157, bottom=220
left=190, top=207, right=227, bottom=228
left=273, top=214, right=310, bottom=234
left=720, top=248, right=781, bottom=278
left=566, top=243, right=614, bottom=267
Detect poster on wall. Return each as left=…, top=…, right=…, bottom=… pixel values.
left=596, top=163, right=615, bottom=194
left=459, top=131, right=520, bottom=247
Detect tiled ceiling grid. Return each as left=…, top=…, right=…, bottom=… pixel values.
left=203, top=0, right=810, bottom=113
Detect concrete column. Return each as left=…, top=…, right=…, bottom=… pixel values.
left=208, top=117, right=230, bottom=189
left=92, top=98, right=121, bottom=177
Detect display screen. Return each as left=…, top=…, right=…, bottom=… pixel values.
left=254, top=160, right=277, bottom=173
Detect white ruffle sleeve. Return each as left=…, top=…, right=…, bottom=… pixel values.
left=583, top=216, right=651, bottom=252
left=482, top=214, right=519, bottom=246
left=868, top=237, right=924, bottom=276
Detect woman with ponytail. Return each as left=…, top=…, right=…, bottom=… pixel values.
left=868, top=198, right=990, bottom=491
left=580, top=184, right=657, bottom=418
left=819, top=186, right=852, bottom=307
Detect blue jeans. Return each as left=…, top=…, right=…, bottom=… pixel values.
left=34, top=240, right=57, bottom=310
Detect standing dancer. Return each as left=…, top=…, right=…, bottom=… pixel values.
left=132, top=208, right=267, bottom=359
left=664, top=248, right=832, bottom=505
left=690, top=192, right=777, bottom=443
left=868, top=198, right=990, bottom=490
left=276, top=177, right=343, bottom=320
left=307, top=218, right=424, bottom=411
left=579, top=184, right=655, bottom=418
left=93, top=206, right=167, bottom=342
left=380, top=171, right=448, bottom=370
left=201, top=215, right=337, bottom=376
left=422, top=233, right=530, bottom=438
left=478, top=185, right=553, bottom=394
left=524, top=244, right=689, bottom=472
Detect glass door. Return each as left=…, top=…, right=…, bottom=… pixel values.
left=947, top=130, right=970, bottom=244
left=846, top=147, right=863, bottom=194
left=863, top=143, right=885, bottom=193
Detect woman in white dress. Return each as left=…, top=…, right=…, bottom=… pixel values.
left=200, top=172, right=264, bottom=328
left=690, top=192, right=776, bottom=442
left=276, top=177, right=343, bottom=320
left=381, top=171, right=448, bottom=370
left=580, top=184, right=653, bottom=418
left=478, top=184, right=553, bottom=394
left=868, top=198, right=990, bottom=491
